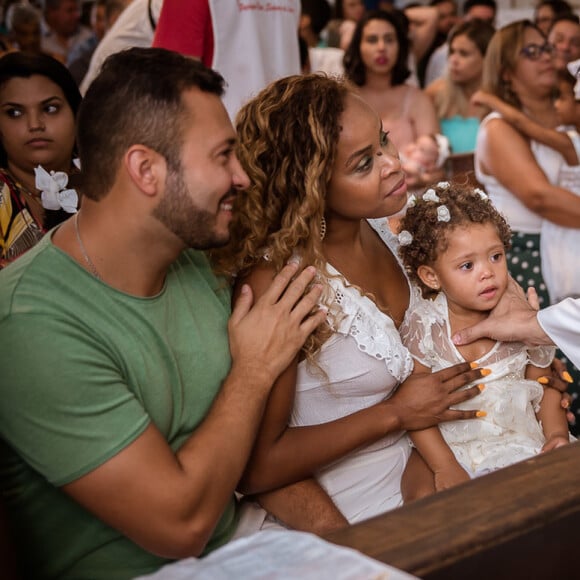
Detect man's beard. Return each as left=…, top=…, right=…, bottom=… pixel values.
left=153, top=165, right=232, bottom=250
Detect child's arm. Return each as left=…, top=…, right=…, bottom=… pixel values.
left=525, top=363, right=570, bottom=452
left=409, top=360, right=471, bottom=492
left=472, top=90, right=578, bottom=166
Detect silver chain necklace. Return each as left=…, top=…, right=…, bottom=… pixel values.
left=74, top=213, right=102, bottom=280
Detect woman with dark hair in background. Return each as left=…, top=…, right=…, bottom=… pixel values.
left=0, top=51, right=81, bottom=266
left=344, top=9, right=445, bottom=188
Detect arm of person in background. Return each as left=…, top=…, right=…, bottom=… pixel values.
left=405, top=88, right=447, bottom=185
left=472, top=90, right=578, bottom=166
left=404, top=5, right=439, bottom=64
left=55, top=265, right=327, bottom=558
left=478, top=116, right=580, bottom=227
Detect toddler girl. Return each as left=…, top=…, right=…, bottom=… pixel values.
left=398, top=182, right=572, bottom=493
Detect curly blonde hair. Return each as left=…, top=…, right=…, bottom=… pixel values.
left=212, top=74, right=351, bottom=361
left=398, top=183, right=512, bottom=298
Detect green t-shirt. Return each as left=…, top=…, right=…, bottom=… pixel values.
left=0, top=234, right=237, bottom=579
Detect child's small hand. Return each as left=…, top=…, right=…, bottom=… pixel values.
left=541, top=434, right=570, bottom=453
left=433, top=463, right=470, bottom=491
left=471, top=90, right=491, bottom=107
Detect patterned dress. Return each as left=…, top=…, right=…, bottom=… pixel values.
left=0, top=169, right=67, bottom=267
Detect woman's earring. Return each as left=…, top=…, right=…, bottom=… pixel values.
left=320, top=216, right=327, bottom=241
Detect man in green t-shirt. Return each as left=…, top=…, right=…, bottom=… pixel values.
left=0, top=48, right=326, bottom=579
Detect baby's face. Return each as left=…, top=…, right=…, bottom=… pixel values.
left=428, top=223, right=509, bottom=316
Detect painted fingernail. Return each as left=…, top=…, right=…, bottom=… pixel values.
left=469, top=362, right=479, bottom=369
left=562, top=400, right=571, bottom=409
left=480, top=369, right=492, bottom=376
left=477, top=384, right=486, bottom=392
left=563, top=371, right=574, bottom=383
left=476, top=411, right=487, bottom=418
left=537, top=377, right=550, bottom=385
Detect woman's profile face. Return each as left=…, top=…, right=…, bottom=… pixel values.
left=448, top=33, right=484, bottom=85
left=0, top=74, right=75, bottom=173
left=326, top=93, right=407, bottom=221
left=359, top=19, right=399, bottom=76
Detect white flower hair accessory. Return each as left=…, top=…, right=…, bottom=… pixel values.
left=398, top=230, right=413, bottom=246
left=437, top=205, right=451, bottom=222
left=406, top=194, right=417, bottom=208
left=34, top=165, right=78, bottom=213
left=422, top=189, right=440, bottom=202
left=437, top=181, right=450, bottom=189
left=474, top=187, right=488, bottom=200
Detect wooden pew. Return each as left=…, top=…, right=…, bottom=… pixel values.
left=326, top=441, right=580, bottom=579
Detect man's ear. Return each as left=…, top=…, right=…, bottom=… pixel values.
left=124, top=145, right=166, bottom=197
left=417, top=264, right=441, bottom=291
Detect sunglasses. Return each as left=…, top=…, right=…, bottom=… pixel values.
left=520, top=42, right=555, bottom=60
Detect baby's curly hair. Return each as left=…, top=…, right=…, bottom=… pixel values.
left=398, top=182, right=512, bottom=298
left=212, top=74, right=351, bottom=363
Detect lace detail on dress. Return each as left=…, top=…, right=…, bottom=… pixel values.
left=324, top=218, right=414, bottom=384
left=329, top=280, right=413, bottom=383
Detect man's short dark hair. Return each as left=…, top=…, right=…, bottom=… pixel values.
left=77, top=47, right=225, bottom=201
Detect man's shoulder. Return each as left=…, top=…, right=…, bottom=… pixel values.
left=0, top=237, right=72, bottom=321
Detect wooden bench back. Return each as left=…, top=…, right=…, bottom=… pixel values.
left=326, top=441, right=580, bottom=579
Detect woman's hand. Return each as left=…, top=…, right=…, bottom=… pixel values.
left=386, top=362, right=486, bottom=432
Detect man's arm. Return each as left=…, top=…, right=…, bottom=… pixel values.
left=60, top=264, right=326, bottom=559
left=255, top=479, right=348, bottom=535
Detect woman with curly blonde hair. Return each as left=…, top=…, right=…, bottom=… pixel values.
left=214, top=73, right=486, bottom=531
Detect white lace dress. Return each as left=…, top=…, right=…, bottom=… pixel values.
left=400, top=290, right=558, bottom=476
left=290, top=219, right=415, bottom=524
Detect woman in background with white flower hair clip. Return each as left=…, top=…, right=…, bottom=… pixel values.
left=398, top=182, right=573, bottom=497
left=0, top=51, right=81, bottom=267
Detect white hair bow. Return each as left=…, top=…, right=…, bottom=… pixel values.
left=34, top=165, right=78, bottom=213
